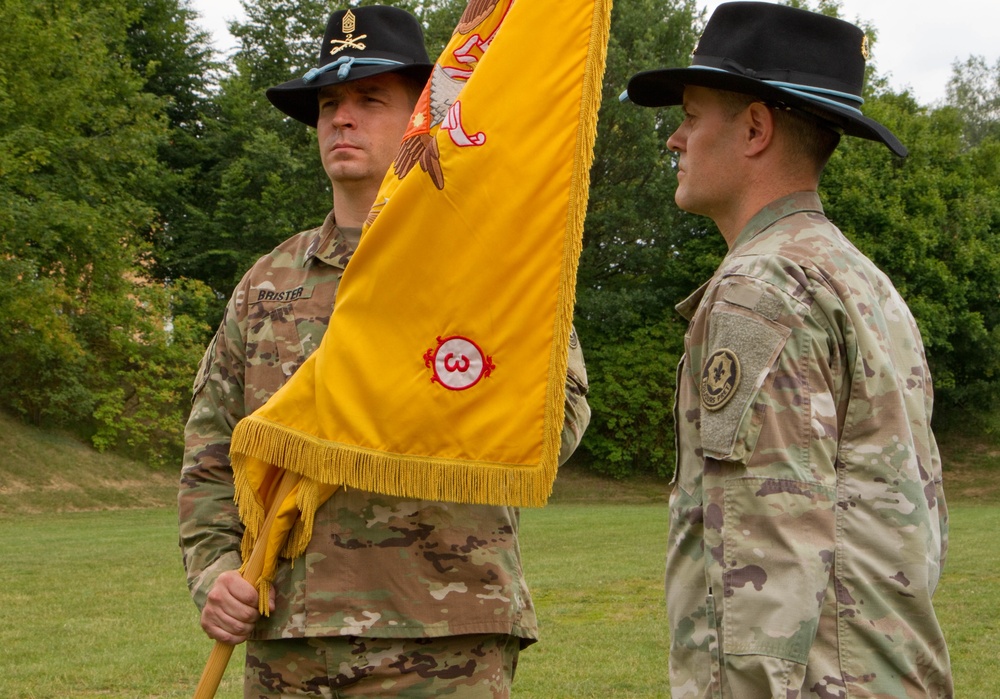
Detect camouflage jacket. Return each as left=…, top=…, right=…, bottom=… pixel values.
left=179, top=211, right=591, bottom=642
left=668, top=192, right=952, bottom=698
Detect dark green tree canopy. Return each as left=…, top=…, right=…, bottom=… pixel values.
left=0, top=0, right=997, bottom=473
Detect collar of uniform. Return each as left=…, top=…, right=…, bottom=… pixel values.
left=729, top=191, right=825, bottom=252
left=308, top=210, right=356, bottom=270
left=675, top=280, right=711, bottom=321
left=676, top=191, right=824, bottom=321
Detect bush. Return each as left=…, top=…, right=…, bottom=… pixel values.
left=581, top=316, right=685, bottom=479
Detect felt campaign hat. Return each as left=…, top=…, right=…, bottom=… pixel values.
left=622, top=1, right=907, bottom=157
left=266, top=5, right=433, bottom=127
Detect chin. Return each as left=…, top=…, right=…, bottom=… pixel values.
left=673, top=194, right=709, bottom=218
left=673, top=189, right=692, bottom=212
left=326, top=165, right=365, bottom=182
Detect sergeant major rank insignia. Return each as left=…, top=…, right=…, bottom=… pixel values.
left=701, top=348, right=740, bottom=411
left=342, top=9, right=356, bottom=33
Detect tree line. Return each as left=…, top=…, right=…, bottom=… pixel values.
left=2, top=0, right=998, bottom=475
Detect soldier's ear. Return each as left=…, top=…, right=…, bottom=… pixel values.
left=744, top=101, right=775, bottom=156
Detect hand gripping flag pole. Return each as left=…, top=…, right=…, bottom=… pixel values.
left=192, top=471, right=303, bottom=699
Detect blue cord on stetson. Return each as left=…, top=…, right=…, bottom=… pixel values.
left=621, top=1, right=907, bottom=157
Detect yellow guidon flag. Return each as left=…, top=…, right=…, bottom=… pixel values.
left=230, top=0, right=611, bottom=608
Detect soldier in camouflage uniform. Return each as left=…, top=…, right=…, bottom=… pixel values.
left=178, top=7, right=591, bottom=698
left=623, top=3, right=952, bottom=697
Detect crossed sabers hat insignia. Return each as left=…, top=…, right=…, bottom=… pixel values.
left=329, top=33, right=368, bottom=56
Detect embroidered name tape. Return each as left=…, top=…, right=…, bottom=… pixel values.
left=252, top=286, right=310, bottom=303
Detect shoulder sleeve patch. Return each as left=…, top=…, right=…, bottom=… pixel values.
left=700, top=309, right=790, bottom=461
left=702, top=349, right=741, bottom=411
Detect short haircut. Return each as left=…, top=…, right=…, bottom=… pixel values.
left=718, top=90, right=842, bottom=175
left=398, top=71, right=427, bottom=108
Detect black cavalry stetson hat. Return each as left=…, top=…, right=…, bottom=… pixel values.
left=623, top=1, right=907, bottom=157
left=266, top=5, right=433, bottom=127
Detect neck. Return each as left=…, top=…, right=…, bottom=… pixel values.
left=337, top=224, right=363, bottom=249
left=717, top=172, right=819, bottom=247
left=331, top=180, right=381, bottom=229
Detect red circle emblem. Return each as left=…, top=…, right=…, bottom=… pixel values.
left=424, top=336, right=495, bottom=391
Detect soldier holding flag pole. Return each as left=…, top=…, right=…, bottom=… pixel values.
left=180, top=1, right=608, bottom=695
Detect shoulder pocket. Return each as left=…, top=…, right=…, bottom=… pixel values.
left=700, top=306, right=790, bottom=462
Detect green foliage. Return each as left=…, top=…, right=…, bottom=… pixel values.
left=822, top=90, right=1000, bottom=408
left=126, top=0, right=220, bottom=316
left=578, top=0, right=706, bottom=340
left=2, top=0, right=1000, bottom=474
left=573, top=0, right=717, bottom=474
left=946, top=55, right=1000, bottom=145
left=127, top=0, right=215, bottom=129
left=155, top=0, right=332, bottom=308
left=0, top=257, right=91, bottom=424
left=0, top=0, right=217, bottom=463
left=89, top=277, right=216, bottom=464
left=0, top=0, right=158, bottom=415
left=583, top=317, right=685, bottom=479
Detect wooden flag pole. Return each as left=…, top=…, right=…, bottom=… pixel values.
left=192, top=470, right=301, bottom=699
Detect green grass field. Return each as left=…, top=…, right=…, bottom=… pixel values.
left=0, top=412, right=997, bottom=697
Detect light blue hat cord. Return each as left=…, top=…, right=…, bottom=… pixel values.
left=763, top=79, right=864, bottom=115
left=620, top=66, right=866, bottom=116
left=303, top=56, right=405, bottom=83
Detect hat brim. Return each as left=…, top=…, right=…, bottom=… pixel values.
left=266, top=61, right=433, bottom=128
left=626, top=67, right=907, bottom=158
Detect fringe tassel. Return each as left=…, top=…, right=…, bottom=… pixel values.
left=236, top=555, right=274, bottom=617
left=256, top=579, right=271, bottom=617
left=235, top=470, right=264, bottom=566
left=282, top=476, right=320, bottom=560
left=233, top=416, right=563, bottom=507
left=542, top=0, right=612, bottom=483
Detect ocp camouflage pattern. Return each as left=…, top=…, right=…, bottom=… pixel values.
left=244, top=633, right=520, bottom=698
left=178, top=211, right=591, bottom=644
left=668, top=192, right=952, bottom=698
